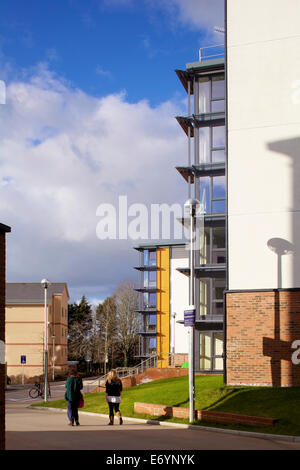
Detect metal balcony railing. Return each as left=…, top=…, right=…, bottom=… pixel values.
left=199, top=44, right=224, bottom=62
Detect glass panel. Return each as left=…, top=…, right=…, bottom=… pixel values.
left=212, top=250, right=226, bottom=264
left=211, top=100, right=225, bottom=113
left=212, top=149, right=225, bottom=162
left=149, top=270, right=156, bottom=287
left=198, top=79, right=211, bottom=114
left=199, top=128, right=210, bottom=164
left=143, top=250, right=149, bottom=266
left=149, top=250, right=156, bottom=266
left=213, top=332, right=223, bottom=370
left=149, top=337, right=156, bottom=354
left=212, top=126, right=225, bottom=148
left=212, top=227, right=225, bottom=249
left=212, top=301, right=224, bottom=315
left=199, top=333, right=211, bottom=370
left=199, top=280, right=209, bottom=316
left=212, top=176, right=226, bottom=199
left=212, top=200, right=226, bottom=214
left=213, top=357, right=224, bottom=370
left=212, top=78, right=225, bottom=99
left=212, top=278, right=226, bottom=300
left=148, top=293, right=156, bottom=308
left=200, top=228, right=210, bottom=264
left=149, top=314, right=156, bottom=325
left=199, top=177, right=210, bottom=214
left=143, top=272, right=148, bottom=288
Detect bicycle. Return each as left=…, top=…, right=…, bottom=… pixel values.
left=29, top=382, right=51, bottom=399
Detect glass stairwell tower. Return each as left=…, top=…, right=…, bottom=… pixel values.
left=175, top=48, right=226, bottom=372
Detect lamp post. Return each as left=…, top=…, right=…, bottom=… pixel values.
left=184, top=198, right=200, bottom=423
left=41, top=279, right=51, bottom=402
left=51, top=334, right=56, bottom=381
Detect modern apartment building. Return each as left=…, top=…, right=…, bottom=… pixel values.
left=134, top=242, right=189, bottom=367
left=134, top=49, right=226, bottom=373
left=6, top=282, right=69, bottom=381
left=225, top=0, right=300, bottom=387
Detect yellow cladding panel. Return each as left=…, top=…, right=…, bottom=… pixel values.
left=156, top=248, right=170, bottom=367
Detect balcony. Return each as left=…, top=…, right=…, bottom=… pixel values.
left=176, top=161, right=225, bottom=183
left=177, top=264, right=226, bottom=278
left=176, top=112, right=225, bottom=136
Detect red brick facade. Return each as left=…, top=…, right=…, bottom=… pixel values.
left=0, top=226, right=10, bottom=450
left=226, top=289, right=300, bottom=387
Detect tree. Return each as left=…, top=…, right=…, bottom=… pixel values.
left=68, top=296, right=93, bottom=363
left=114, top=280, right=140, bottom=368
left=96, top=296, right=118, bottom=373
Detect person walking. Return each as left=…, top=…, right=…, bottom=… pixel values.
left=65, top=366, right=83, bottom=426
left=105, top=369, right=123, bottom=426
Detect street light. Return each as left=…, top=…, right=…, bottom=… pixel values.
left=51, top=334, right=56, bottom=381
left=41, top=279, right=51, bottom=402
left=184, top=198, right=200, bottom=423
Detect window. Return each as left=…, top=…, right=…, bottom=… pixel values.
left=199, top=332, right=223, bottom=371
left=143, top=270, right=156, bottom=288
left=144, top=249, right=156, bottom=266
left=143, top=292, right=156, bottom=309
left=199, top=277, right=225, bottom=316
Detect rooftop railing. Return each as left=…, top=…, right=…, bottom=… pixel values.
left=199, top=44, right=224, bottom=62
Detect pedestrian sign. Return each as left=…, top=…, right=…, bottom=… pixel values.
left=20, top=355, right=26, bottom=364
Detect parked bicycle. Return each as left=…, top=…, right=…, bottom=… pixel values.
left=29, top=382, right=51, bottom=399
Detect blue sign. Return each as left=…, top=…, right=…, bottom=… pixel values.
left=20, top=355, right=26, bottom=364
left=184, top=308, right=196, bottom=327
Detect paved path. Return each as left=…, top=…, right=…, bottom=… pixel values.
left=6, top=402, right=300, bottom=451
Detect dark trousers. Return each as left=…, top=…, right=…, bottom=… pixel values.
left=67, top=400, right=79, bottom=423
left=108, top=402, right=120, bottom=417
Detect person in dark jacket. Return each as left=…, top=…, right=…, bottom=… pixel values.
left=105, top=369, right=123, bottom=425
left=65, top=366, right=83, bottom=426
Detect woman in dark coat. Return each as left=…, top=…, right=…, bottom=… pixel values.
left=65, top=366, right=83, bottom=426
left=105, top=369, right=123, bottom=425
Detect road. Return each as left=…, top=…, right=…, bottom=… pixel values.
left=5, top=382, right=300, bottom=451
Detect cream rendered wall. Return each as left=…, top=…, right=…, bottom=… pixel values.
left=170, top=256, right=189, bottom=354
left=227, top=0, right=300, bottom=289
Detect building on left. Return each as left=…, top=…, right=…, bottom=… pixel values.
left=5, top=282, right=69, bottom=382
left=0, top=223, right=11, bottom=451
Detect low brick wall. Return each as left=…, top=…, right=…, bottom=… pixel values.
left=134, top=402, right=277, bottom=427
left=92, top=368, right=189, bottom=393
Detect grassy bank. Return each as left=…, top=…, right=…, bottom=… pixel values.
left=33, top=375, right=300, bottom=436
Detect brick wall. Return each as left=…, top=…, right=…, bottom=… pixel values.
left=92, top=367, right=188, bottom=393
left=134, top=402, right=277, bottom=427
left=226, top=289, right=300, bottom=387
left=0, top=232, right=6, bottom=450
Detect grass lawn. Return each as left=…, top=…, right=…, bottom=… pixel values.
left=33, top=375, right=300, bottom=437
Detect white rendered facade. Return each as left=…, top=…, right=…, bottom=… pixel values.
left=227, top=0, right=300, bottom=290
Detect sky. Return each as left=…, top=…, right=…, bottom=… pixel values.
left=0, top=0, right=224, bottom=304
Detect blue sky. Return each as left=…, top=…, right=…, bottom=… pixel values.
left=0, top=0, right=224, bottom=303
left=0, top=0, right=223, bottom=104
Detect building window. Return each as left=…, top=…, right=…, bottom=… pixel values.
left=143, top=249, right=156, bottom=267
left=143, top=270, right=156, bottom=288
left=143, top=292, right=156, bottom=309
left=199, top=331, right=223, bottom=371
left=200, top=227, right=226, bottom=265
left=199, top=278, right=225, bottom=317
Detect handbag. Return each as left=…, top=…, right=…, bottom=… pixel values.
left=78, top=394, right=84, bottom=408
left=107, top=395, right=121, bottom=403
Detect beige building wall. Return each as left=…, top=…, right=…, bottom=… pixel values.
left=6, top=286, right=69, bottom=382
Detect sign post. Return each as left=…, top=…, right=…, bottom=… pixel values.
left=20, top=355, right=26, bottom=385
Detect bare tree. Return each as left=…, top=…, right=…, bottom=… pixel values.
left=96, top=296, right=117, bottom=374
left=114, top=280, right=140, bottom=367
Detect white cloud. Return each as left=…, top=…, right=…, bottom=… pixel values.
left=1, top=65, right=187, bottom=301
